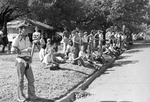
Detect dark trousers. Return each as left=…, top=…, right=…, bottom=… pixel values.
left=83, top=42, right=88, bottom=53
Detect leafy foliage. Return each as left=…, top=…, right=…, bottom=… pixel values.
left=0, top=0, right=150, bottom=34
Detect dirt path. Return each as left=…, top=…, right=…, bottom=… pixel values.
left=75, top=40, right=150, bottom=102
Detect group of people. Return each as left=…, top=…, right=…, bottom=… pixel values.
left=10, top=24, right=128, bottom=101
left=61, top=28, right=106, bottom=67
left=39, top=27, right=108, bottom=68
left=60, top=28, right=128, bottom=68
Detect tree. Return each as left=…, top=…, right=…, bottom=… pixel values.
left=0, top=0, right=29, bottom=52
left=110, top=0, right=150, bottom=44
left=80, top=0, right=150, bottom=44
left=27, top=0, right=84, bottom=30
left=110, top=0, right=150, bottom=32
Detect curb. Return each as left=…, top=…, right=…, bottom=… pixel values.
left=55, top=57, right=116, bottom=102
left=78, top=57, right=116, bottom=90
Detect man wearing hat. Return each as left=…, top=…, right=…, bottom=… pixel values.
left=11, top=25, right=37, bottom=101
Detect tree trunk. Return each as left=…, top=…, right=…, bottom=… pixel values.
left=102, top=30, right=106, bottom=45
left=1, top=20, right=9, bottom=52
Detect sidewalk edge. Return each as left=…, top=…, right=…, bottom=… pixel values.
left=55, top=57, right=116, bottom=102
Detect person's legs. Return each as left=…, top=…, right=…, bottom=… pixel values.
left=25, top=64, right=37, bottom=100
left=100, top=56, right=106, bottom=64
left=63, top=42, right=66, bottom=53
left=63, top=38, right=68, bottom=53
left=42, top=54, right=51, bottom=65
left=16, top=61, right=26, bottom=101
left=88, top=42, right=92, bottom=55
left=95, top=40, right=99, bottom=50
left=53, top=53, right=65, bottom=63
left=84, top=43, right=88, bottom=53
left=7, top=42, right=12, bottom=53
left=77, top=57, right=85, bottom=67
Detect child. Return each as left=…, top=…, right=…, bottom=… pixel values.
left=42, top=44, right=66, bottom=67
left=65, top=39, right=74, bottom=57
left=73, top=46, right=86, bottom=67
left=39, top=44, right=46, bottom=62
left=45, top=38, right=52, bottom=54
left=40, top=34, right=46, bottom=47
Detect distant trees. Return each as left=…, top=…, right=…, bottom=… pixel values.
left=0, top=0, right=150, bottom=39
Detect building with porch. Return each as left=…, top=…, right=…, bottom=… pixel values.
left=7, top=19, right=55, bottom=42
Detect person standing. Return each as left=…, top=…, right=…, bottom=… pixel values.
left=94, top=30, right=100, bottom=49
left=31, top=26, right=41, bottom=57
left=72, top=30, right=80, bottom=64
left=82, top=32, right=88, bottom=53
left=78, top=32, right=83, bottom=49
left=11, top=25, right=37, bottom=102
left=62, top=27, right=70, bottom=53
left=87, top=31, right=94, bottom=55
left=98, top=31, right=104, bottom=57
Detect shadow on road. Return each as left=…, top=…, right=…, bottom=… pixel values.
left=125, top=49, right=142, bottom=54
left=131, top=40, right=150, bottom=49
left=109, top=60, right=139, bottom=68
left=59, top=67, right=90, bottom=75
left=116, top=55, right=131, bottom=60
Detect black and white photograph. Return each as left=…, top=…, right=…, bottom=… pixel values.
left=0, top=0, right=150, bottom=102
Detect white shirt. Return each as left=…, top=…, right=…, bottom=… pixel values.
left=11, top=35, right=31, bottom=51
left=79, top=51, right=86, bottom=58
left=40, top=38, right=45, bottom=45
left=7, top=34, right=14, bottom=42
left=0, top=31, right=4, bottom=38
left=11, top=34, right=31, bottom=66
left=66, top=45, right=73, bottom=53
left=82, top=36, right=88, bottom=43
left=39, top=48, right=46, bottom=61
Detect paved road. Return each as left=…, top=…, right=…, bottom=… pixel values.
left=75, top=40, right=150, bottom=102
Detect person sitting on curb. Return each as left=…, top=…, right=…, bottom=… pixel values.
left=103, top=44, right=115, bottom=58
left=45, top=38, right=52, bottom=54
left=65, top=39, right=74, bottom=57
left=92, top=48, right=106, bottom=64
left=106, top=43, right=120, bottom=58
left=40, top=34, right=46, bottom=48
left=66, top=41, right=76, bottom=64
left=39, top=44, right=46, bottom=62
left=73, top=46, right=87, bottom=67
left=42, top=43, right=66, bottom=69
